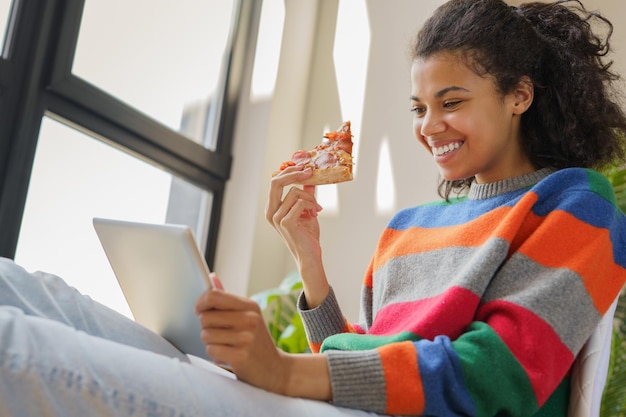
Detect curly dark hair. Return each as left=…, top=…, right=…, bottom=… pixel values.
left=412, top=0, right=626, bottom=199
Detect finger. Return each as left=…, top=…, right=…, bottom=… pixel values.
left=203, top=344, right=248, bottom=370
left=294, top=198, right=322, bottom=219
left=200, top=327, right=235, bottom=346
left=271, top=187, right=320, bottom=224
left=195, top=289, right=258, bottom=314
left=272, top=195, right=321, bottom=230
left=275, top=164, right=314, bottom=178
left=210, top=272, right=224, bottom=291
left=266, top=167, right=313, bottom=222
left=303, top=184, right=316, bottom=196
left=280, top=186, right=320, bottom=211
left=198, top=309, right=259, bottom=330
left=200, top=326, right=255, bottom=347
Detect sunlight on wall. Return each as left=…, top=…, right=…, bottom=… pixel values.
left=317, top=182, right=339, bottom=215
left=316, top=0, right=370, bottom=216
left=333, top=0, right=370, bottom=177
left=250, top=0, right=285, bottom=102
left=376, top=137, right=396, bottom=214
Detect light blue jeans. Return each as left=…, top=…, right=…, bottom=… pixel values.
left=0, top=257, right=380, bottom=417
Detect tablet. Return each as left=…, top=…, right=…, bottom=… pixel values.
left=93, top=217, right=212, bottom=360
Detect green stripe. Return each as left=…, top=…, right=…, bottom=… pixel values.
left=422, top=196, right=467, bottom=207
left=321, top=331, right=418, bottom=352
left=454, top=322, right=539, bottom=417
left=530, top=378, right=569, bottom=417
left=587, top=168, right=619, bottom=207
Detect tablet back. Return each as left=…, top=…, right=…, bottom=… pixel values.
left=93, top=217, right=211, bottom=360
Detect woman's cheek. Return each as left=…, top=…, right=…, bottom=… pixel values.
left=413, top=125, right=431, bottom=153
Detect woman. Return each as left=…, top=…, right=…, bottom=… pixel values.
left=2, top=1, right=626, bottom=416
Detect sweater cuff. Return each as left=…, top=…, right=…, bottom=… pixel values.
left=297, top=287, right=346, bottom=345
left=326, top=349, right=387, bottom=413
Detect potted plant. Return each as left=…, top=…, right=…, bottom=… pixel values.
left=251, top=271, right=309, bottom=354
left=601, top=166, right=626, bottom=416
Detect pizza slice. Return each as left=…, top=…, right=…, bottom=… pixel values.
left=274, top=121, right=354, bottom=185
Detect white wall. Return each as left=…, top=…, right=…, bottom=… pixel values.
left=299, top=0, right=446, bottom=320
left=214, top=0, right=321, bottom=298
left=216, top=0, right=626, bottom=322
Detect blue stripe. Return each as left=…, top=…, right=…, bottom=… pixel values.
left=388, top=193, right=525, bottom=230
left=415, top=336, right=475, bottom=416
left=530, top=169, right=616, bottom=227
left=388, top=169, right=626, bottom=267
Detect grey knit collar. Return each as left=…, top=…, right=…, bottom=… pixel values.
left=467, top=167, right=556, bottom=200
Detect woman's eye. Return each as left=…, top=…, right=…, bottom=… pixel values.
left=411, top=106, right=426, bottom=115
left=443, top=100, right=461, bottom=109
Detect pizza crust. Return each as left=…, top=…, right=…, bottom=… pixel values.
left=297, top=166, right=353, bottom=185
left=271, top=165, right=353, bottom=185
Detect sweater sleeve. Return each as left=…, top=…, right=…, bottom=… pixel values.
left=301, top=169, right=626, bottom=417
left=297, top=287, right=362, bottom=353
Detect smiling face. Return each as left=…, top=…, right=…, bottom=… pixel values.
left=410, top=52, right=535, bottom=184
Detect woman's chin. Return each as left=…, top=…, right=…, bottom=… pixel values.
left=438, top=171, right=474, bottom=182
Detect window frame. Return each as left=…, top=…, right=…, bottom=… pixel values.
left=0, top=0, right=257, bottom=269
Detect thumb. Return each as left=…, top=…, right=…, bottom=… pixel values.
left=303, top=184, right=316, bottom=196
left=209, top=272, right=225, bottom=291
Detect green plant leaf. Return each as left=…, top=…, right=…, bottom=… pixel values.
left=600, top=166, right=626, bottom=416
left=277, top=314, right=310, bottom=353
left=251, top=271, right=309, bottom=353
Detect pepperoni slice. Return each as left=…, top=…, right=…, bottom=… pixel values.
left=290, top=150, right=312, bottom=166
left=314, top=150, right=338, bottom=169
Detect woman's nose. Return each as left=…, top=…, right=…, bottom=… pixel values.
left=420, top=111, right=446, bottom=137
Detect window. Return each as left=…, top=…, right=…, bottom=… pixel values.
left=15, top=116, right=213, bottom=316
left=73, top=0, right=236, bottom=148
left=0, top=0, right=12, bottom=57
left=0, top=0, right=258, bottom=315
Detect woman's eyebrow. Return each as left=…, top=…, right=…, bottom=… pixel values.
left=410, top=86, right=470, bottom=102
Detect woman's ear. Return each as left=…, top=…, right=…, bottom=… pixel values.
left=511, top=76, right=534, bottom=115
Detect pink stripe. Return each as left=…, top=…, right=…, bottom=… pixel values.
left=368, top=287, right=481, bottom=340
left=477, top=300, right=573, bottom=406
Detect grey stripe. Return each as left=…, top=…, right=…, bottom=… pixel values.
left=483, top=252, right=599, bottom=353
left=298, top=288, right=346, bottom=344
left=358, top=285, right=373, bottom=331
left=371, top=238, right=510, bottom=317
left=327, top=350, right=387, bottom=414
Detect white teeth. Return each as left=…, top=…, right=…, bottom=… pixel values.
left=432, top=142, right=461, bottom=156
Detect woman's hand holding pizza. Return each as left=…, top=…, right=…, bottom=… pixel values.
left=267, top=165, right=321, bottom=257
left=266, top=165, right=330, bottom=308
left=267, top=122, right=353, bottom=307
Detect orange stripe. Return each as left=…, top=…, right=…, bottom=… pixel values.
left=519, top=210, right=625, bottom=313
left=308, top=341, right=322, bottom=353
left=375, top=205, right=515, bottom=271
left=379, top=341, right=424, bottom=415
left=342, top=320, right=358, bottom=333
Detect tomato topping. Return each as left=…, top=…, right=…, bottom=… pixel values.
left=279, top=160, right=296, bottom=170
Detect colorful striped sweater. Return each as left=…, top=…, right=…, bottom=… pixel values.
left=299, top=167, right=626, bottom=417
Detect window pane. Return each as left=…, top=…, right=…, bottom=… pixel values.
left=72, top=0, right=237, bottom=149
left=14, top=116, right=212, bottom=318
left=0, top=0, right=12, bottom=57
